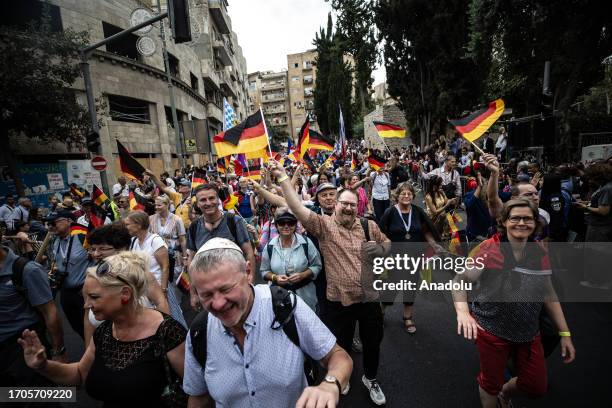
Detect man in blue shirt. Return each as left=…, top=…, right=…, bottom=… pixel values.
left=184, top=238, right=353, bottom=408
left=48, top=210, right=93, bottom=339
left=0, top=243, right=66, bottom=387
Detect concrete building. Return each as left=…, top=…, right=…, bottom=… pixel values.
left=364, top=104, right=412, bottom=151
left=287, top=49, right=317, bottom=138
left=260, top=70, right=291, bottom=140
left=6, top=0, right=249, bottom=186
left=247, top=71, right=263, bottom=114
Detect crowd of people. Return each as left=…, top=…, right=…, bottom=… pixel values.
left=1, top=131, right=611, bottom=407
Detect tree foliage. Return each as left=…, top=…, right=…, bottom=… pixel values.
left=467, top=0, right=612, bottom=159
left=313, top=13, right=353, bottom=138
left=375, top=0, right=482, bottom=146
left=0, top=11, right=91, bottom=144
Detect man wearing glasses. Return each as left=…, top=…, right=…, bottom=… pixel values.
left=269, top=161, right=391, bottom=406
left=47, top=210, right=93, bottom=339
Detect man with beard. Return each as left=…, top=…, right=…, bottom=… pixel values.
left=185, top=184, right=254, bottom=309
left=269, top=161, right=391, bottom=406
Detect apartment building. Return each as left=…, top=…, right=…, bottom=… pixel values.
left=287, top=49, right=317, bottom=138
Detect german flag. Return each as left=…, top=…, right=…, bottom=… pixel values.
left=373, top=121, right=406, bottom=139
left=216, top=158, right=227, bottom=175
left=117, top=140, right=146, bottom=180
left=351, top=152, right=357, bottom=171
left=92, top=184, right=110, bottom=207
left=246, top=148, right=267, bottom=160
left=222, top=193, right=239, bottom=210
left=191, top=169, right=207, bottom=189
left=308, top=130, right=334, bottom=151
left=129, top=191, right=148, bottom=211
left=244, top=162, right=262, bottom=181
left=296, top=119, right=310, bottom=160
left=70, top=184, right=86, bottom=199
left=449, top=99, right=505, bottom=142
left=175, top=270, right=191, bottom=293
left=213, top=111, right=269, bottom=156
left=70, top=222, right=88, bottom=237
left=368, top=152, right=387, bottom=171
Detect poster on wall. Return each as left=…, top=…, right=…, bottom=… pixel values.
left=62, top=160, right=103, bottom=194
left=17, top=162, right=69, bottom=208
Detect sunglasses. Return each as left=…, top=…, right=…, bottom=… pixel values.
left=276, top=220, right=297, bottom=227
left=96, top=262, right=131, bottom=285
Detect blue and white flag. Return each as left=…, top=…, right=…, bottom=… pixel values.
left=338, top=104, right=346, bottom=158
left=223, top=98, right=238, bottom=131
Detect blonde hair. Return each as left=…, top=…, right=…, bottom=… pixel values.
left=155, top=195, right=171, bottom=207
left=126, top=210, right=150, bottom=229
left=87, top=251, right=149, bottom=309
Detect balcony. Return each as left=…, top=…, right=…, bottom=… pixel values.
left=304, top=89, right=314, bottom=97
left=202, top=63, right=221, bottom=87
left=262, top=93, right=286, bottom=103
left=303, top=62, right=313, bottom=70
left=262, top=82, right=285, bottom=91
left=264, top=106, right=287, bottom=114
left=213, top=39, right=232, bottom=66
left=209, top=0, right=230, bottom=34
left=219, top=71, right=237, bottom=98
left=207, top=102, right=223, bottom=123
left=270, top=120, right=288, bottom=127
left=303, top=77, right=313, bottom=85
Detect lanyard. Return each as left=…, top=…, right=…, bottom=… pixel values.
left=56, top=236, right=74, bottom=269
left=395, top=205, right=412, bottom=233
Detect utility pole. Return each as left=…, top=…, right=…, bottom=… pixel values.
left=157, top=0, right=186, bottom=170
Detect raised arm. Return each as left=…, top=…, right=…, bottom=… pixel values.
left=483, top=154, right=503, bottom=219
left=252, top=180, right=287, bottom=208
left=268, top=161, right=312, bottom=225
left=144, top=169, right=174, bottom=197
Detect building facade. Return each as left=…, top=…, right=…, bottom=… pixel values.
left=286, top=50, right=317, bottom=138
left=6, top=0, right=249, bottom=188
left=364, top=103, right=412, bottom=151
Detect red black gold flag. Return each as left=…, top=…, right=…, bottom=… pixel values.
left=296, top=119, right=310, bottom=160
left=373, top=121, right=406, bottom=139
left=191, top=169, right=207, bottom=190
left=213, top=111, right=269, bottom=156
left=129, top=191, right=148, bottom=211
left=92, top=184, right=110, bottom=207
left=243, top=162, right=262, bottom=180
left=216, top=158, right=227, bottom=175
left=117, top=140, right=146, bottom=180
left=368, top=151, right=388, bottom=171
left=70, top=222, right=88, bottom=237
left=449, top=99, right=505, bottom=143
left=308, top=130, right=334, bottom=151
left=351, top=153, right=357, bottom=171
left=70, top=184, right=86, bottom=199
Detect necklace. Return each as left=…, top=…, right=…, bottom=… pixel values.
left=395, top=204, right=413, bottom=240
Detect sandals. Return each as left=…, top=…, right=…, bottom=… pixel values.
left=402, top=316, right=416, bottom=334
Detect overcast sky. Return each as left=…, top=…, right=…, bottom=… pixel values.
left=227, top=0, right=385, bottom=85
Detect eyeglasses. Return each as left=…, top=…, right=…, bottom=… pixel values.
left=96, top=262, right=131, bottom=285
left=398, top=192, right=413, bottom=198
left=339, top=201, right=357, bottom=209
left=88, top=246, right=116, bottom=255
left=507, top=216, right=535, bottom=224
left=277, top=220, right=297, bottom=227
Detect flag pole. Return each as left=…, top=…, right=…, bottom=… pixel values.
left=259, top=106, right=274, bottom=159
left=466, top=138, right=486, bottom=156
left=376, top=131, right=394, bottom=156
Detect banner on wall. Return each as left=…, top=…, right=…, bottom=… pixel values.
left=16, top=162, right=69, bottom=208
left=62, top=160, right=103, bottom=194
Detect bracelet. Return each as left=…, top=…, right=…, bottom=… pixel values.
left=271, top=274, right=278, bottom=284
left=558, top=331, right=571, bottom=337
left=277, top=175, right=289, bottom=183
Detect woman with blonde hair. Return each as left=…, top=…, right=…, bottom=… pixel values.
left=19, top=251, right=187, bottom=407
left=149, top=195, right=187, bottom=282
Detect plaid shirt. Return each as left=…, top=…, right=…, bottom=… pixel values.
left=302, top=211, right=389, bottom=306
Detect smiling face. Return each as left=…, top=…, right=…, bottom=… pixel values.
left=317, top=188, right=337, bottom=213
left=196, top=188, right=221, bottom=218
left=83, top=276, right=124, bottom=321
left=503, top=206, right=536, bottom=241
left=515, top=183, right=540, bottom=207
left=276, top=218, right=297, bottom=238
left=193, top=261, right=252, bottom=329
left=155, top=198, right=169, bottom=215
left=335, top=189, right=358, bottom=227
left=397, top=186, right=414, bottom=207
left=48, top=217, right=71, bottom=237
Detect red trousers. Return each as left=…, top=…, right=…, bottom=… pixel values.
left=476, top=328, right=547, bottom=398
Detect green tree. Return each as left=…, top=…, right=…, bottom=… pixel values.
left=329, top=0, right=378, bottom=119
left=313, top=14, right=354, bottom=138
left=0, top=11, right=91, bottom=193
left=467, top=0, right=612, bottom=160
left=375, top=0, right=484, bottom=147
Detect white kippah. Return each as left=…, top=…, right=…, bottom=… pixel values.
left=195, top=237, right=243, bottom=256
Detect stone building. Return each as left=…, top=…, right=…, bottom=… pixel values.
left=364, top=104, right=412, bottom=151
left=6, top=0, right=249, bottom=186
left=287, top=49, right=317, bottom=138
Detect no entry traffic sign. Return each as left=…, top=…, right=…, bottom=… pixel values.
left=90, top=156, right=107, bottom=171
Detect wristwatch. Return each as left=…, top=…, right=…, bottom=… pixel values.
left=323, top=375, right=342, bottom=395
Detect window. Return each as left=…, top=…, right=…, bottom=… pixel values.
left=167, top=52, right=180, bottom=78
left=108, top=95, right=150, bottom=124
left=291, top=76, right=300, bottom=82
left=190, top=73, right=199, bottom=92
left=294, top=63, right=298, bottom=68
left=1, top=0, right=62, bottom=31
left=165, top=107, right=186, bottom=129
left=102, top=22, right=139, bottom=61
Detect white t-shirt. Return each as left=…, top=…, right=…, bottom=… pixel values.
left=113, top=183, right=130, bottom=197
left=130, top=233, right=167, bottom=283
left=370, top=171, right=390, bottom=200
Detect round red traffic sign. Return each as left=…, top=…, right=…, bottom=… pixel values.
left=90, top=156, right=107, bottom=171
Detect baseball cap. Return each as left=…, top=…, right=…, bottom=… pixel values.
left=45, top=210, right=76, bottom=223
left=316, top=182, right=336, bottom=196
left=274, top=209, right=297, bottom=224
left=178, top=178, right=191, bottom=187
left=195, top=237, right=243, bottom=256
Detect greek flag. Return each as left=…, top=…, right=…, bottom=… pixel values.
left=223, top=98, right=238, bottom=131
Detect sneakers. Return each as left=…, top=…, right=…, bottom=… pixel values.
left=351, top=337, right=363, bottom=353
left=362, top=375, right=386, bottom=406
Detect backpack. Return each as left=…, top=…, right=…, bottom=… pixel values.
left=441, top=171, right=457, bottom=199
left=541, top=192, right=568, bottom=241
left=11, top=256, right=32, bottom=297
left=189, top=286, right=322, bottom=385
left=266, top=240, right=311, bottom=292
left=187, top=213, right=238, bottom=247
left=360, top=217, right=371, bottom=241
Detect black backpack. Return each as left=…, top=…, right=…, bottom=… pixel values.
left=11, top=256, right=33, bottom=297
left=188, top=213, right=238, bottom=247
left=189, top=286, right=322, bottom=385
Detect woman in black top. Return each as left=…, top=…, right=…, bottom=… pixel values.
left=379, top=182, right=441, bottom=333
left=19, top=251, right=186, bottom=407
